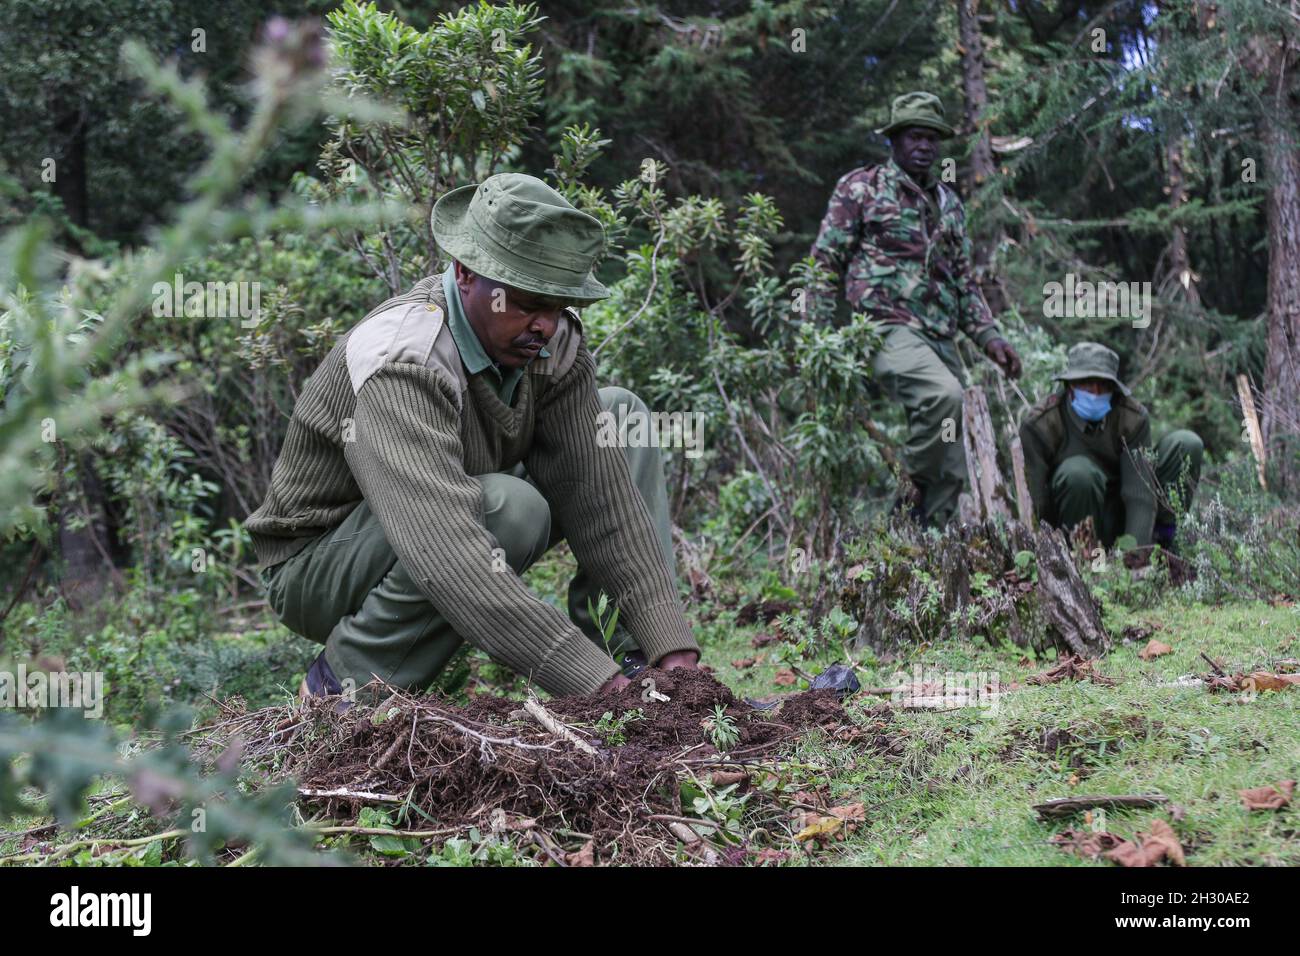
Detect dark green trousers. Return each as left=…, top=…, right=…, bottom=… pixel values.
left=871, top=324, right=968, bottom=525
left=262, top=386, right=675, bottom=694
left=1050, top=429, right=1204, bottom=544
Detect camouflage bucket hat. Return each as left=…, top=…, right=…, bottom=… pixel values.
left=1055, top=342, right=1131, bottom=396
left=431, top=173, right=610, bottom=304
left=876, top=91, right=957, bottom=139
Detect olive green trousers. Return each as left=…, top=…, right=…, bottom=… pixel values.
left=871, top=324, right=968, bottom=526
left=261, top=386, right=675, bottom=694
left=1050, top=429, right=1204, bottom=545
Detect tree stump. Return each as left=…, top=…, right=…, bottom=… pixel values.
left=1012, top=521, right=1110, bottom=658
left=961, top=386, right=1013, bottom=521
left=842, top=518, right=1110, bottom=658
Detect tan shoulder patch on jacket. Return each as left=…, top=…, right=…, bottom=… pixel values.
left=346, top=299, right=445, bottom=395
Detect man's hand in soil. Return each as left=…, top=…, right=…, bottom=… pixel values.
left=599, top=672, right=631, bottom=694
left=658, top=650, right=700, bottom=671
left=985, top=337, right=1022, bottom=379
left=598, top=650, right=699, bottom=694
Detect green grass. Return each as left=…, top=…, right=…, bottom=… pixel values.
left=701, top=599, right=1300, bottom=866
left=5, top=550, right=1298, bottom=866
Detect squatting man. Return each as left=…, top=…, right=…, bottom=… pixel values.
left=1019, top=342, right=1203, bottom=562
left=246, top=173, right=701, bottom=699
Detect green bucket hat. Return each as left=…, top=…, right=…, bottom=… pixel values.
left=1055, top=342, right=1131, bottom=396
left=431, top=173, right=610, bottom=304
left=876, top=91, right=957, bottom=139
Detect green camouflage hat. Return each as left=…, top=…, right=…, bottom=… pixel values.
left=431, top=173, right=610, bottom=303
left=876, top=91, right=956, bottom=139
left=1054, top=342, right=1131, bottom=396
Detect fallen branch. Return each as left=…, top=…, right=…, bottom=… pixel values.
left=522, top=696, right=599, bottom=756
left=1200, top=651, right=1227, bottom=677
left=298, top=787, right=405, bottom=804
left=1033, top=794, right=1170, bottom=821
left=307, top=824, right=463, bottom=838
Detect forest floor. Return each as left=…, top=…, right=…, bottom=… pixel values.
left=2, top=549, right=1298, bottom=867
left=710, top=597, right=1300, bottom=865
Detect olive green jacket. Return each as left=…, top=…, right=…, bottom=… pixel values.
left=1018, top=389, right=1157, bottom=545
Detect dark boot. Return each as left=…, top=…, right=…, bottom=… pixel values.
left=298, top=651, right=352, bottom=712
left=1153, top=522, right=1177, bottom=552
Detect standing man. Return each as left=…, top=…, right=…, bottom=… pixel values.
left=246, top=173, right=700, bottom=701
left=811, top=91, right=1021, bottom=526
left=1019, top=342, right=1203, bottom=554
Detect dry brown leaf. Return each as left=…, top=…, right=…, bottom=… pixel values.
left=1050, top=828, right=1124, bottom=860
left=754, top=848, right=789, bottom=866
left=1103, top=819, right=1186, bottom=867
left=710, top=770, right=749, bottom=789
left=565, top=839, right=595, bottom=867
left=1239, top=780, right=1295, bottom=811
left=828, top=803, right=865, bottom=822
left=731, top=657, right=757, bottom=669
left=751, top=632, right=778, bottom=648
left=1244, top=672, right=1297, bottom=693
left=774, top=669, right=797, bottom=687
left=1138, top=639, right=1174, bottom=661
left=794, top=814, right=843, bottom=842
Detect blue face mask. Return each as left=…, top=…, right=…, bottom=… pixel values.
left=1071, top=388, right=1112, bottom=422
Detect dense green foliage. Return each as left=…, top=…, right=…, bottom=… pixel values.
left=1, top=0, right=1297, bottom=865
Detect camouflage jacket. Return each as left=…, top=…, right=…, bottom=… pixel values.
left=809, top=159, right=1000, bottom=347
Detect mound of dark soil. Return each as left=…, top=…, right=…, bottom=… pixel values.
left=280, top=668, right=869, bottom=864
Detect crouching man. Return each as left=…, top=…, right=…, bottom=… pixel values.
left=245, top=173, right=700, bottom=700
left=1019, top=342, right=1203, bottom=556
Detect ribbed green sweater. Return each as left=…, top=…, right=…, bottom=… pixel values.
left=245, top=276, right=698, bottom=695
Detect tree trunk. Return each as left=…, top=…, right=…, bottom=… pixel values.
left=1259, top=112, right=1300, bottom=492
left=1244, top=11, right=1300, bottom=493
left=54, top=448, right=120, bottom=611
left=1013, top=522, right=1111, bottom=658
left=956, top=0, right=1008, bottom=314
left=53, top=105, right=89, bottom=232
left=1163, top=134, right=1202, bottom=308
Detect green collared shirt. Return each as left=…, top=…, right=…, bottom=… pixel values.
left=442, top=267, right=549, bottom=406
